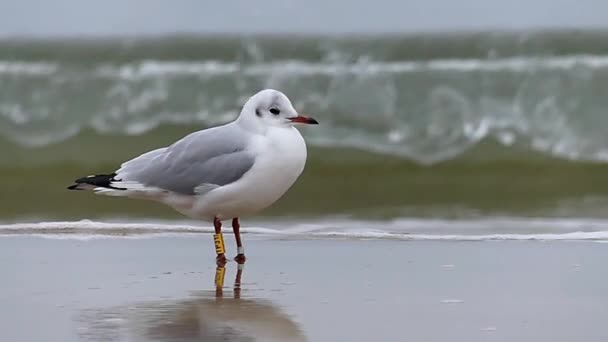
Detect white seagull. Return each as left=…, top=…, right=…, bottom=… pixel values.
left=68, top=89, right=318, bottom=263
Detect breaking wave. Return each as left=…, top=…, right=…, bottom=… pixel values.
left=2, top=32, right=608, bottom=164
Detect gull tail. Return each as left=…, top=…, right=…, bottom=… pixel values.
left=67, top=173, right=126, bottom=191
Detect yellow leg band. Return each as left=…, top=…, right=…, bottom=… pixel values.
left=213, top=233, right=225, bottom=255
left=214, top=266, right=226, bottom=287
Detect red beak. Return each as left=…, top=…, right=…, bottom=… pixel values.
left=288, top=115, right=319, bottom=125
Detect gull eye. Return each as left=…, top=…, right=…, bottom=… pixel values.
left=269, top=107, right=280, bottom=115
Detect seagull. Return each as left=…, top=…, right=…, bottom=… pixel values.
left=67, top=89, right=318, bottom=263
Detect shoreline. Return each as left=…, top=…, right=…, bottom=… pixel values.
left=3, top=236, right=608, bottom=341
left=3, top=218, right=608, bottom=242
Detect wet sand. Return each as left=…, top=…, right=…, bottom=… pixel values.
left=1, top=236, right=608, bottom=341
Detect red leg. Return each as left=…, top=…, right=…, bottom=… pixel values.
left=232, top=218, right=246, bottom=263
left=214, top=217, right=226, bottom=266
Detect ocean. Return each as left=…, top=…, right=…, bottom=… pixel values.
left=2, top=30, right=608, bottom=232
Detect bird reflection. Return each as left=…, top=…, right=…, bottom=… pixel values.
left=77, top=262, right=305, bottom=342
left=214, top=260, right=244, bottom=299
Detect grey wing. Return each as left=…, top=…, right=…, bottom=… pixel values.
left=115, top=125, right=255, bottom=195
left=148, top=149, right=255, bottom=195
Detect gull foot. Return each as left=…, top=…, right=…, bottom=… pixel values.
left=216, top=254, right=227, bottom=267
left=234, top=254, right=247, bottom=264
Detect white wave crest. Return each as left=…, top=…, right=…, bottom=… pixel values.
left=0, top=62, right=58, bottom=75
left=86, top=55, right=608, bottom=79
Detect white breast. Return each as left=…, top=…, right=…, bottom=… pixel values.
left=190, top=126, right=307, bottom=220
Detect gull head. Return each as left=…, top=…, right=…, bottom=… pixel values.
left=237, top=89, right=318, bottom=131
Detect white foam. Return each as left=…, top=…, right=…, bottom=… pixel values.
left=88, top=54, right=608, bottom=80
left=3, top=232, right=202, bottom=241
left=0, top=219, right=284, bottom=240
left=2, top=218, right=608, bottom=241
left=95, top=60, right=239, bottom=80
left=309, top=230, right=608, bottom=241
left=0, top=62, right=58, bottom=75
left=0, top=220, right=211, bottom=232
left=440, top=299, right=465, bottom=304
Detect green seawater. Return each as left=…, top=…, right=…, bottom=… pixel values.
left=3, top=127, right=608, bottom=221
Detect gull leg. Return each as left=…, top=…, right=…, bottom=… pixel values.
left=214, top=217, right=227, bottom=266
left=232, top=218, right=246, bottom=263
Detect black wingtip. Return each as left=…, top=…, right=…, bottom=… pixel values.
left=67, top=173, right=126, bottom=191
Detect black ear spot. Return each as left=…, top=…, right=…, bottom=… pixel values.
left=255, top=108, right=262, bottom=117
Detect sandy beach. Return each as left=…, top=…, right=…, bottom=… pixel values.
left=2, top=232, right=607, bottom=342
